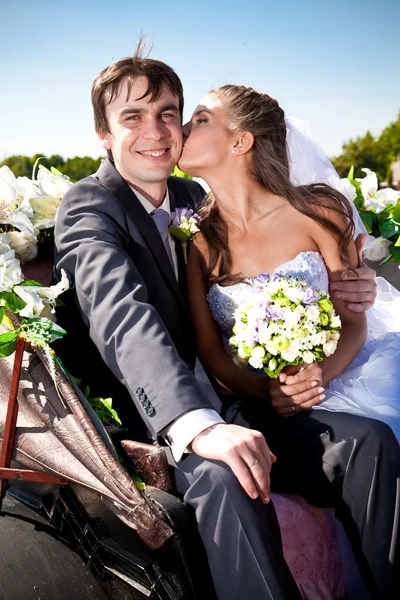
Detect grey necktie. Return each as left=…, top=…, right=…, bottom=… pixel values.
left=150, top=208, right=175, bottom=270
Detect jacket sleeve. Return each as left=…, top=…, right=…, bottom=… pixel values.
left=54, top=179, right=216, bottom=440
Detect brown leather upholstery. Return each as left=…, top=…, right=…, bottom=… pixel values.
left=0, top=316, right=174, bottom=550
left=120, top=440, right=173, bottom=492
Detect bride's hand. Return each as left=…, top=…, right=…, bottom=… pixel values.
left=269, top=363, right=325, bottom=417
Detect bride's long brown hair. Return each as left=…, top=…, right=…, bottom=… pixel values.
left=199, top=85, right=355, bottom=286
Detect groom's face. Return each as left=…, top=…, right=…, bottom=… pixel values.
left=99, top=76, right=182, bottom=189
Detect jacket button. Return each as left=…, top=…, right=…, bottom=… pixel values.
left=135, top=387, right=144, bottom=395
left=141, top=399, right=150, bottom=409
left=147, top=406, right=156, bottom=417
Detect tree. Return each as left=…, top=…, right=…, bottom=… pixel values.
left=0, top=154, right=103, bottom=182
left=332, top=112, right=400, bottom=182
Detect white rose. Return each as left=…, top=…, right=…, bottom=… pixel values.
left=268, top=358, right=278, bottom=372
left=281, top=345, right=299, bottom=362
left=8, top=230, right=38, bottom=263
left=363, top=236, right=392, bottom=262
left=330, top=314, right=342, bottom=328
left=323, top=339, right=338, bottom=357
left=302, top=351, right=315, bottom=364
left=0, top=245, right=23, bottom=292
left=306, top=305, right=320, bottom=323
left=249, top=346, right=265, bottom=369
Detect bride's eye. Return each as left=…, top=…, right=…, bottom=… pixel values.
left=196, top=117, right=208, bottom=125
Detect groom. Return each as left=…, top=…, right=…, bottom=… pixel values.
left=54, top=46, right=400, bottom=600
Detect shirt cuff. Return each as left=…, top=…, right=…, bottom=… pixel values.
left=165, top=409, right=225, bottom=462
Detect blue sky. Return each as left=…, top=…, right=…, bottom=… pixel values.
left=1, top=0, right=399, bottom=161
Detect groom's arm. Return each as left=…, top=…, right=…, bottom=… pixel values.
left=55, top=178, right=218, bottom=442
left=329, top=234, right=377, bottom=312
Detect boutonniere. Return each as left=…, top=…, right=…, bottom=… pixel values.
left=169, top=208, right=201, bottom=262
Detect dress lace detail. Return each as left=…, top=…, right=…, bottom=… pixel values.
left=207, top=251, right=329, bottom=340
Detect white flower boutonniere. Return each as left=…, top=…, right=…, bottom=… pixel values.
left=169, top=207, right=201, bottom=262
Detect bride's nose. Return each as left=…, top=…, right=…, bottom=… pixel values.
left=182, top=121, right=192, bottom=142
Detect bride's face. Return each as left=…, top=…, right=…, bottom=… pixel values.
left=178, top=93, right=235, bottom=176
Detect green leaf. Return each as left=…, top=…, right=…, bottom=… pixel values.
left=360, top=211, right=374, bottom=233
left=394, top=234, right=400, bottom=247
left=15, top=280, right=43, bottom=287
left=22, top=318, right=66, bottom=343
left=0, top=330, right=19, bottom=358
left=347, top=166, right=354, bottom=181
left=0, top=291, right=26, bottom=313
left=1, top=310, right=15, bottom=331
left=378, top=254, right=393, bottom=267
left=392, top=200, right=400, bottom=225
left=50, top=166, right=64, bottom=177
left=171, top=166, right=192, bottom=180
left=168, top=226, right=191, bottom=242
left=379, top=219, right=399, bottom=240
left=390, top=244, right=400, bottom=264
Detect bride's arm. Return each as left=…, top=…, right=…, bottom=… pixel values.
left=187, top=236, right=269, bottom=400
left=308, top=207, right=368, bottom=386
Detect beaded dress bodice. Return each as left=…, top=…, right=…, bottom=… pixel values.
left=207, top=251, right=329, bottom=340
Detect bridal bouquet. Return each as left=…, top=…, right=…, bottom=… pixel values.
left=229, top=274, right=341, bottom=378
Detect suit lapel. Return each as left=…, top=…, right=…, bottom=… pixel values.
left=96, top=159, right=185, bottom=306
left=169, top=187, right=190, bottom=304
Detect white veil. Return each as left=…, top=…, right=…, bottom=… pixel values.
left=285, top=116, right=370, bottom=244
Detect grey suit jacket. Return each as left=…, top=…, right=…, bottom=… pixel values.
left=54, top=158, right=215, bottom=444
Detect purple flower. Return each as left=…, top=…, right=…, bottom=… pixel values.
left=265, top=305, right=284, bottom=320
left=302, top=287, right=316, bottom=305
left=171, top=207, right=201, bottom=227
left=252, top=273, right=270, bottom=289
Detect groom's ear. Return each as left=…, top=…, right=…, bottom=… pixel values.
left=97, top=129, right=113, bottom=151
left=234, top=131, right=254, bottom=155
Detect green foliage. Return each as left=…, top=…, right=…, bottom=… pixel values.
left=171, top=165, right=192, bottom=179
left=0, top=154, right=103, bottom=183
left=332, top=112, right=400, bottom=182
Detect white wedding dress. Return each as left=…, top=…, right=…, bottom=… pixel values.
left=206, top=249, right=400, bottom=599
left=207, top=249, right=400, bottom=441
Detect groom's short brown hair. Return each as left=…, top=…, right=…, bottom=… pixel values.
left=92, top=39, right=184, bottom=135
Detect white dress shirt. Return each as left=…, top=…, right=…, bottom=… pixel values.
left=131, top=186, right=224, bottom=461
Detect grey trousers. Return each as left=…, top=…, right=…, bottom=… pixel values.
left=175, top=406, right=400, bottom=600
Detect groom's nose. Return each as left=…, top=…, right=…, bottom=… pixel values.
left=182, top=121, right=192, bottom=142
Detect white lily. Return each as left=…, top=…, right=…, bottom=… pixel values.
left=0, top=167, right=35, bottom=234
left=29, top=167, right=72, bottom=230
left=0, top=244, right=24, bottom=292
left=15, top=176, right=41, bottom=217
left=15, top=269, right=70, bottom=320
left=36, top=166, right=72, bottom=199
left=357, top=168, right=378, bottom=201
left=339, top=178, right=357, bottom=202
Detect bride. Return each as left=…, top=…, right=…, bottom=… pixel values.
left=179, top=84, right=400, bottom=441
left=178, top=84, right=400, bottom=599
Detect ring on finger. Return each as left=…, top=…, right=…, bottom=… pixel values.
left=247, top=459, right=259, bottom=469
left=292, top=406, right=296, bottom=413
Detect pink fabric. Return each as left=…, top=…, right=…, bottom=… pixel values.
left=272, top=493, right=346, bottom=600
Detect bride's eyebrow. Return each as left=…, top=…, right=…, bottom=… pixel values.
left=193, top=108, right=212, bottom=118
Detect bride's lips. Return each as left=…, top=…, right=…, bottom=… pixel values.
left=136, top=148, right=171, bottom=161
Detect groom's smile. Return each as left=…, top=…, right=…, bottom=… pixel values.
left=98, top=76, right=182, bottom=200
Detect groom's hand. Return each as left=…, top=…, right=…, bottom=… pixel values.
left=190, top=423, right=276, bottom=504
left=329, top=233, right=377, bottom=312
